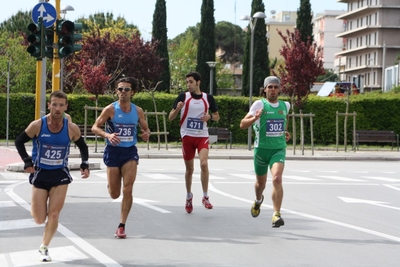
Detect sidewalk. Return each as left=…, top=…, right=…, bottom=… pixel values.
left=1, top=143, right=399, bottom=172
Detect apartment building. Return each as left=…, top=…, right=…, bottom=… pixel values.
left=313, top=10, right=346, bottom=70
left=266, top=11, right=296, bottom=62
left=335, top=0, right=400, bottom=92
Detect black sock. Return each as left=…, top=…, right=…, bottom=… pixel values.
left=118, top=223, right=125, bottom=229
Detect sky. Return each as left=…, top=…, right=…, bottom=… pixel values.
left=1, top=0, right=346, bottom=40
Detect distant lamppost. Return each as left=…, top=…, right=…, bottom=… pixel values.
left=60, top=5, right=75, bottom=91
left=206, top=61, right=217, bottom=95
left=241, top=11, right=266, bottom=150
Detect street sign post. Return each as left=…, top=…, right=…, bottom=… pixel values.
left=31, top=2, right=57, bottom=28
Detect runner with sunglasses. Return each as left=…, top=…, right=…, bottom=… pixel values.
left=240, top=76, right=291, bottom=228
left=91, top=77, right=151, bottom=238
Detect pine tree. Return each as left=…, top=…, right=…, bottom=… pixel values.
left=196, top=0, right=217, bottom=94
left=296, top=0, right=314, bottom=44
left=152, top=0, right=171, bottom=92
left=241, top=0, right=269, bottom=97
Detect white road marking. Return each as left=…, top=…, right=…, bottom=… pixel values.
left=208, top=183, right=400, bottom=243
left=229, top=174, right=255, bottom=180
left=0, top=201, right=16, bottom=208
left=284, top=175, right=319, bottom=181
left=141, top=173, right=177, bottom=180
left=339, top=196, right=400, bottom=211
left=112, top=197, right=171, bottom=213
left=361, top=176, right=399, bottom=182
left=0, top=246, right=88, bottom=267
left=383, top=184, right=400, bottom=191
left=317, top=175, right=364, bottom=182
left=0, top=219, right=39, bottom=231
left=0, top=173, right=28, bottom=180
left=4, top=181, right=122, bottom=267
left=209, top=174, right=227, bottom=180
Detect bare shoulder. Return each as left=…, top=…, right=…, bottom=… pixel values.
left=68, top=121, right=80, bottom=134
left=25, top=118, right=43, bottom=137
left=136, top=105, right=145, bottom=114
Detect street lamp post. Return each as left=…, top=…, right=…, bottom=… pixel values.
left=241, top=11, right=266, bottom=150
left=206, top=61, right=217, bottom=95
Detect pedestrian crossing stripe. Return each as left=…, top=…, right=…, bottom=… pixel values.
left=0, top=219, right=41, bottom=231
left=361, top=176, right=399, bottom=182
left=317, top=175, right=364, bottom=182
left=0, top=245, right=88, bottom=267
left=0, top=201, right=16, bottom=208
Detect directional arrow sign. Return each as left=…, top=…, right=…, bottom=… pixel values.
left=31, top=2, right=57, bottom=28
left=338, top=196, right=400, bottom=211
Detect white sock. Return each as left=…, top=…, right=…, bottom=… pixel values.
left=186, top=192, right=192, bottom=199
left=203, top=192, right=208, bottom=197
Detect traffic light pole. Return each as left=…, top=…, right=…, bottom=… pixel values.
left=52, top=0, right=61, bottom=91
left=31, top=15, right=46, bottom=120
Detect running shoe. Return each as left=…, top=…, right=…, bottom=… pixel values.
left=250, top=195, right=264, bottom=218
left=272, top=212, right=285, bottom=228
left=202, top=196, right=213, bottom=209
left=39, top=245, right=51, bottom=262
left=115, top=227, right=127, bottom=238
left=185, top=196, right=193, bottom=213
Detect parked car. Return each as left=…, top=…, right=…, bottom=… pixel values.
left=317, top=82, right=359, bottom=97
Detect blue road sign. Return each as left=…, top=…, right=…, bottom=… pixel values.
left=31, top=2, right=57, bottom=28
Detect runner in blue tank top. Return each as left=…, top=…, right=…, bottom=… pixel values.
left=15, top=91, right=90, bottom=262
left=240, top=76, right=291, bottom=228
left=91, top=77, right=151, bottom=238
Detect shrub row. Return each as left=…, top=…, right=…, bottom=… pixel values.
left=1, top=92, right=400, bottom=146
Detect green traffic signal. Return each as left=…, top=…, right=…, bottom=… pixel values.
left=27, top=19, right=45, bottom=59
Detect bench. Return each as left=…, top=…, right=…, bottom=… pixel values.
left=208, top=127, right=232, bottom=149
left=77, top=124, right=101, bottom=141
left=354, top=130, right=399, bottom=151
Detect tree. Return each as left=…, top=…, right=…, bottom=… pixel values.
left=0, top=11, right=32, bottom=35
left=215, top=21, right=246, bottom=63
left=316, top=69, right=338, bottom=82
left=152, top=0, right=170, bottom=92
left=274, top=29, right=324, bottom=109
left=76, top=13, right=139, bottom=38
left=65, top=31, right=164, bottom=93
left=296, top=0, right=314, bottom=44
left=169, top=32, right=197, bottom=93
left=242, top=0, right=269, bottom=97
left=81, top=60, right=110, bottom=99
left=196, top=0, right=217, bottom=94
left=0, top=31, right=43, bottom=93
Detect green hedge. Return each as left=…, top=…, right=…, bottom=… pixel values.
left=1, top=92, right=400, bottom=145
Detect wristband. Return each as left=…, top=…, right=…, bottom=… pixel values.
left=23, top=157, right=33, bottom=170
left=80, top=161, right=89, bottom=171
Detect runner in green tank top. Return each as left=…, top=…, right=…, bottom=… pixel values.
left=240, top=76, right=291, bottom=228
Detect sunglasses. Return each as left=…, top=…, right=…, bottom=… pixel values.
left=117, top=87, right=132, bottom=92
left=267, top=85, right=279, bottom=89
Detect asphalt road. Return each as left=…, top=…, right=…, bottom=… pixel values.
left=1, top=159, right=399, bottom=267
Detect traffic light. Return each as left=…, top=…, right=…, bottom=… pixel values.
left=27, top=18, right=44, bottom=59
left=72, top=22, right=83, bottom=54
left=56, top=20, right=83, bottom=58
left=56, top=19, right=74, bottom=58
left=44, top=28, right=54, bottom=59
